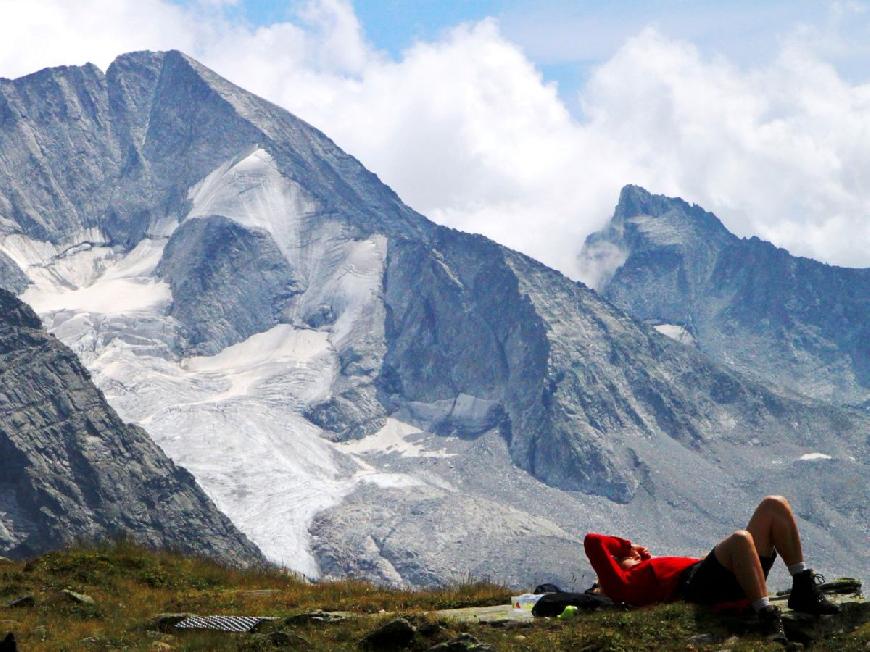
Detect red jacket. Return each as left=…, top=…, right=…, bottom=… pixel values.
left=584, top=533, right=699, bottom=606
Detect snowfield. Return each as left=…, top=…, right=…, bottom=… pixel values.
left=0, top=159, right=450, bottom=577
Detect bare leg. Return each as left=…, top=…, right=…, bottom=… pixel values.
left=746, top=495, right=803, bottom=566
left=713, top=530, right=767, bottom=602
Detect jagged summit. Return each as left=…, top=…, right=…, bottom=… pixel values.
left=581, top=187, right=869, bottom=405
left=0, top=50, right=431, bottom=247
left=610, top=184, right=734, bottom=247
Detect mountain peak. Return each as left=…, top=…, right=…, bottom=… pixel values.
left=612, top=185, right=734, bottom=245
left=584, top=187, right=870, bottom=405
left=107, top=49, right=169, bottom=73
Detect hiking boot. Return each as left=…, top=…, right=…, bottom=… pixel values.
left=756, top=605, right=788, bottom=643
left=788, top=571, right=841, bottom=615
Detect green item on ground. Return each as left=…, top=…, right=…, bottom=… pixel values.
left=557, top=605, right=578, bottom=620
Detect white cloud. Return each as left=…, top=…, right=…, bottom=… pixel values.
left=580, top=29, right=870, bottom=271
left=0, top=0, right=868, bottom=280
left=0, top=0, right=196, bottom=77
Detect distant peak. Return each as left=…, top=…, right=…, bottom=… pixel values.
left=616, top=184, right=686, bottom=219
left=613, top=185, right=732, bottom=241
left=618, top=184, right=652, bottom=202
left=108, top=49, right=169, bottom=70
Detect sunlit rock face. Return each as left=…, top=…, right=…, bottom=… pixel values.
left=1, top=52, right=867, bottom=587
left=581, top=185, right=869, bottom=406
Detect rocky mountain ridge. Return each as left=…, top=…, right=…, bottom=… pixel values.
left=0, top=52, right=866, bottom=586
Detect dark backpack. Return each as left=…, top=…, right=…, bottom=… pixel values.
left=531, top=591, right=615, bottom=617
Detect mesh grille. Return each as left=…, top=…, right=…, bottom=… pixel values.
left=174, top=615, right=276, bottom=632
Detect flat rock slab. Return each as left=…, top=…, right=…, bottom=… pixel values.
left=61, top=589, right=95, bottom=605
left=435, top=604, right=533, bottom=624
left=776, top=593, right=867, bottom=645
left=284, top=610, right=354, bottom=624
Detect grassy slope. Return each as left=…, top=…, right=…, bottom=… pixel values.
left=0, top=543, right=866, bottom=651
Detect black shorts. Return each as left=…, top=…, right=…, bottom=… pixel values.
left=679, top=548, right=777, bottom=604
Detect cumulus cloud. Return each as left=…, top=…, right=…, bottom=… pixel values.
left=0, top=0, right=867, bottom=280
left=0, top=0, right=197, bottom=77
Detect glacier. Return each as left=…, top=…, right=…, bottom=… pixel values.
left=0, top=51, right=866, bottom=588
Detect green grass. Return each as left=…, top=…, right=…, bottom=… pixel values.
left=0, top=543, right=866, bottom=651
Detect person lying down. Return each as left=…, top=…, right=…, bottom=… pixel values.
left=584, top=495, right=840, bottom=640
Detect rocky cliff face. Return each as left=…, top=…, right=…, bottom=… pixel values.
left=0, top=252, right=26, bottom=292
left=0, top=289, right=262, bottom=565
left=0, top=53, right=866, bottom=587
left=580, top=185, right=869, bottom=406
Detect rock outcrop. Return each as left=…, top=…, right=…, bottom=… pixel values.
left=0, top=289, right=262, bottom=565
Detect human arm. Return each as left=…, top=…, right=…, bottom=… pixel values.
left=583, top=533, right=638, bottom=603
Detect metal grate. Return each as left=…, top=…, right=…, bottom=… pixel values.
left=174, top=615, right=276, bottom=632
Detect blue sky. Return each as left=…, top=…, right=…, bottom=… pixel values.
left=1, top=0, right=867, bottom=272
left=198, top=0, right=870, bottom=108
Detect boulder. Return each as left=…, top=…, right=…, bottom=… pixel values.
left=61, top=589, right=95, bottom=605
left=246, top=630, right=311, bottom=649
left=148, top=613, right=196, bottom=633
left=0, top=633, right=15, bottom=652
left=5, top=596, right=34, bottom=609
left=283, top=610, right=349, bottom=625
left=359, top=617, right=416, bottom=650
left=428, top=633, right=493, bottom=652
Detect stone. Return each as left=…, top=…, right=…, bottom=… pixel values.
left=418, top=621, right=447, bottom=638
left=156, top=216, right=300, bottom=355
left=283, top=610, right=350, bottom=625
left=0, top=633, right=15, bottom=652
left=5, top=596, right=34, bottom=609
left=267, top=630, right=310, bottom=648
left=428, top=633, right=493, bottom=652
left=359, top=617, right=416, bottom=650
left=149, top=614, right=197, bottom=633
left=61, top=589, right=95, bottom=605
left=150, top=643, right=174, bottom=651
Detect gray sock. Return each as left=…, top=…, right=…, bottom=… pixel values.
left=788, top=562, right=808, bottom=575
left=752, top=597, right=770, bottom=611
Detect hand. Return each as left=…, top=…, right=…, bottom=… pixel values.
left=630, top=544, right=651, bottom=559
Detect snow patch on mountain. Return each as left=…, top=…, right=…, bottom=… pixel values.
left=188, top=147, right=316, bottom=261
left=4, top=233, right=172, bottom=315
left=183, top=324, right=332, bottom=402
left=340, top=418, right=456, bottom=459
left=626, top=213, right=688, bottom=246
left=798, top=452, right=833, bottom=462
left=654, top=323, right=696, bottom=346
